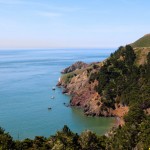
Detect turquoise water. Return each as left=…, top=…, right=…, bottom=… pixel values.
left=0, top=49, right=115, bottom=140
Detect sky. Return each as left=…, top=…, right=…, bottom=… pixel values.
left=0, top=0, right=150, bottom=49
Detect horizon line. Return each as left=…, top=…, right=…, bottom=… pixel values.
left=0, top=47, right=118, bottom=50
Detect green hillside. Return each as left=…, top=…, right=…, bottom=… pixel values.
left=130, top=34, right=150, bottom=65
left=131, top=34, right=150, bottom=47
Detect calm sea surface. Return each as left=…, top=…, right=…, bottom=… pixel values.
left=0, top=48, right=115, bottom=140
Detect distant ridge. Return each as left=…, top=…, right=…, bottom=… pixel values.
left=131, top=34, right=150, bottom=47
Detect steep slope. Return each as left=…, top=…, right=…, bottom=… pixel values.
left=57, top=63, right=106, bottom=116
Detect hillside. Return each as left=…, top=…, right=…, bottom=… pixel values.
left=131, top=34, right=150, bottom=65
left=58, top=44, right=150, bottom=119
left=131, top=34, right=150, bottom=48
left=56, top=37, right=150, bottom=148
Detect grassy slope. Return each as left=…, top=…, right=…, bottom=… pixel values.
left=131, top=34, right=150, bottom=48
left=130, top=34, right=150, bottom=65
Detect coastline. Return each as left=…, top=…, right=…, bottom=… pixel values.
left=57, top=59, right=129, bottom=127
left=57, top=78, right=129, bottom=122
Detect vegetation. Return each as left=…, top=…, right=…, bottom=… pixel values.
left=1, top=117, right=150, bottom=150
left=89, top=45, right=150, bottom=110
left=131, top=34, right=150, bottom=47
left=1, top=42, right=150, bottom=149
left=61, top=69, right=84, bottom=84
left=61, top=72, right=75, bottom=84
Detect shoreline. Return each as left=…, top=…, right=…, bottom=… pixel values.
left=57, top=81, right=128, bottom=126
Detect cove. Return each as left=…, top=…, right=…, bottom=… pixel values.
left=0, top=49, right=115, bottom=140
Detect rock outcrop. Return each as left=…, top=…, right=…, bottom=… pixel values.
left=61, top=61, right=88, bottom=74
left=58, top=61, right=123, bottom=117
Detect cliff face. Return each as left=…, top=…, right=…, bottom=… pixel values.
left=59, top=65, right=102, bottom=116
left=58, top=62, right=126, bottom=117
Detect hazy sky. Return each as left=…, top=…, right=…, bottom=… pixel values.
left=0, top=0, right=150, bottom=49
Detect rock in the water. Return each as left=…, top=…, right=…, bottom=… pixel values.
left=62, top=88, right=69, bottom=94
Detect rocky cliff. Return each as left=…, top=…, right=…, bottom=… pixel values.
left=58, top=61, right=128, bottom=119
left=57, top=35, right=150, bottom=125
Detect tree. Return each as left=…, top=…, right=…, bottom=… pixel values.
left=0, top=130, right=14, bottom=150
left=124, top=104, right=146, bottom=125
left=79, top=130, right=101, bottom=150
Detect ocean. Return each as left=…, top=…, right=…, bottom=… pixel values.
left=0, top=48, right=115, bottom=140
